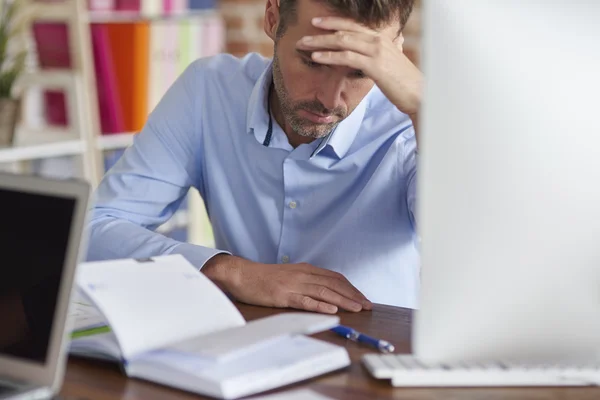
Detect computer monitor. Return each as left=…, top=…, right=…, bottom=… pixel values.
left=0, top=173, right=90, bottom=399
left=415, top=0, right=600, bottom=365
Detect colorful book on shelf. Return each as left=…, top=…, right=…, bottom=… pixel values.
left=120, top=0, right=163, bottom=17
left=116, top=0, right=203, bottom=14
left=147, top=20, right=168, bottom=113
left=88, top=0, right=116, bottom=11
left=33, top=21, right=127, bottom=134
left=202, top=14, right=225, bottom=56
left=164, top=21, right=180, bottom=90
left=114, top=0, right=140, bottom=12
left=177, top=18, right=202, bottom=73
left=34, top=10, right=222, bottom=136
left=143, top=0, right=163, bottom=16
left=149, top=18, right=200, bottom=113
left=163, top=0, right=187, bottom=15
left=188, top=17, right=204, bottom=65
left=91, top=24, right=126, bottom=134
left=95, top=0, right=216, bottom=13
left=178, top=19, right=192, bottom=74
left=188, top=0, right=217, bottom=10
left=32, top=22, right=70, bottom=127
left=104, top=22, right=150, bottom=133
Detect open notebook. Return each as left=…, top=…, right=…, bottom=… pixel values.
left=69, top=255, right=350, bottom=400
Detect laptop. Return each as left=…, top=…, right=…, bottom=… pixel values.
left=0, top=172, right=90, bottom=399
left=363, top=0, right=600, bottom=386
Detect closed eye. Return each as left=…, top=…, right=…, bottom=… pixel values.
left=350, top=70, right=367, bottom=79
left=302, top=57, right=322, bottom=69
left=297, top=49, right=324, bottom=69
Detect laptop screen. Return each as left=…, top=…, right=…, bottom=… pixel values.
left=0, top=187, right=75, bottom=364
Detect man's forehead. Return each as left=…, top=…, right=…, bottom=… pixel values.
left=289, top=1, right=400, bottom=39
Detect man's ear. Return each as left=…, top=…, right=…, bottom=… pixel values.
left=395, top=33, right=405, bottom=53
left=264, top=0, right=280, bottom=41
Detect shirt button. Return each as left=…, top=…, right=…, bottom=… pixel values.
left=289, top=201, right=297, bottom=209
left=282, top=255, right=290, bottom=263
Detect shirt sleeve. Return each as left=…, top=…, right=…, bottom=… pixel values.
left=403, top=127, right=418, bottom=231
left=86, top=61, right=227, bottom=269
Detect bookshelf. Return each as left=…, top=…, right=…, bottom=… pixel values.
left=0, top=138, right=84, bottom=164
left=86, top=9, right=218, bottom=23
left=96, top=132, right=134, bottom=150
left=4, top=0, right=221, bottom=248
left=5, top=0, right=104, bottom=185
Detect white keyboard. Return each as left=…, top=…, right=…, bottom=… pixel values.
left=362, top=354, right=600, bottom=387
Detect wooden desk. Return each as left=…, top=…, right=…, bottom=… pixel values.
left=60, top=303, right=600, bottom=400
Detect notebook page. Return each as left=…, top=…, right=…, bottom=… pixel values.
left=70, top=291, right=107, bottom=332
left=77, top=254, right=245, bottom=360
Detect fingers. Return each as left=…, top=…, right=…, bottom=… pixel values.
left=306, top=274, right=372, bottom=311
left=296, top=31, right=378, bottom=58
left=310, top=50, right=371, bottom=72
left=288, top=293, right=338, bottom=314
left=295, top=264, right=373, bottom=310
left=311, top=16, right=377, bottom=35
left=301, top=284, right=363, bottom=312
left=316, top=270, right=372, bottom=309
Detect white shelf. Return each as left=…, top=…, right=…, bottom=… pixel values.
left=86, top=9, right=216, bottom=23
left=17, top=71, right=76, bottom=90
left=29, top=2, right=73, bottom=21
left=97, top=133, right=135, bottom=151
left=15, top=127, right=76, bottom=144
left=0, top=140, right=86, bottom=163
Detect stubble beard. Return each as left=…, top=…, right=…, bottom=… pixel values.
left=271, top=51, right=345, bottom=140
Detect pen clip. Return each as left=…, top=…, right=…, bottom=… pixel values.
left=347, top=330, right=360, bottom=341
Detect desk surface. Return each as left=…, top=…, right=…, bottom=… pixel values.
left=60, top=303, right=600, bottom=400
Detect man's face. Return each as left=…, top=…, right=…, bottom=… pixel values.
left=271, top=1, right=398, bottom=139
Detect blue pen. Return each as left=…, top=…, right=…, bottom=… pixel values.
left=331, top=325, right=395, bottom=353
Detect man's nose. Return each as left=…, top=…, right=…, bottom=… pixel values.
left=316, top=76, right=345, bottom=112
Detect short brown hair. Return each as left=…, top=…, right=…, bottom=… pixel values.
left=277, top=0, right=415, bottom=37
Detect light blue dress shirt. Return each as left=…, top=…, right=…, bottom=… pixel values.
left=88, top=53, right=419, bottom=308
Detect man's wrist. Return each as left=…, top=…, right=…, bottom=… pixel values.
left=202, top=254, right=243, bottom=292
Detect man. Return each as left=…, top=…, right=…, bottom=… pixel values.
left=88, top=0, right=423, bottom=312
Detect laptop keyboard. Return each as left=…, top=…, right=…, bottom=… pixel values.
left=363, top=354, right=600, bottom=386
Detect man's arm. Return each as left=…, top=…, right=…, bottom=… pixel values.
left=87, top=60, right=224, bottom=268
left=87, top=59, right=370, bottom=314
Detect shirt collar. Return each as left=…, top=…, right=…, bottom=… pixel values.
left=246, top=61, right=372, bottom=159
left=246, top=62, right=273, bottom=144
left=310, top=87, right=372, bottom=159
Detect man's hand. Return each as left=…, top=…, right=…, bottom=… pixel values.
left=203, top=254, right=373, bottom=314
left=296, top=17, right=423, bottom=138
